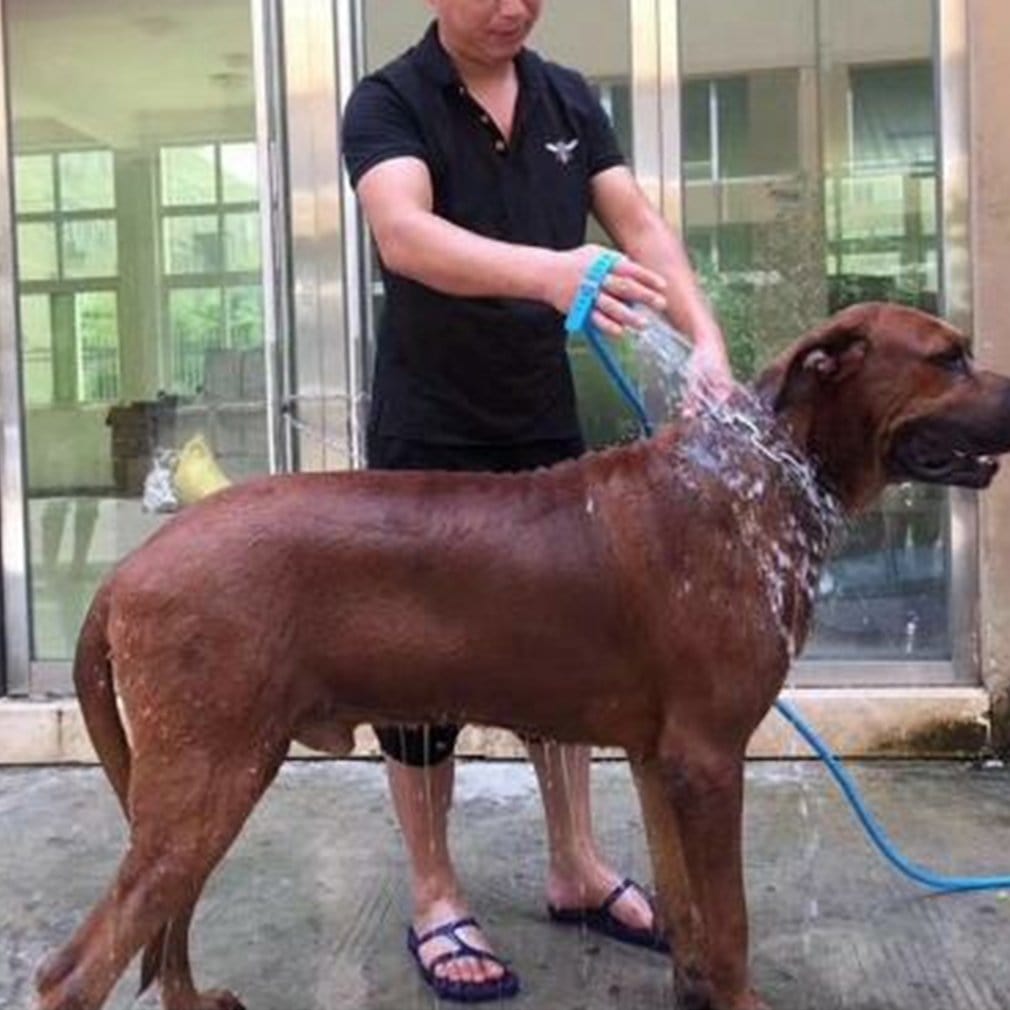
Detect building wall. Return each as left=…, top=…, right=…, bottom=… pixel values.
left=972, top=0, right=1010, bottom=749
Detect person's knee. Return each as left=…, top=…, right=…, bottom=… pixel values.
left=374, top=724, right=460, bottom=767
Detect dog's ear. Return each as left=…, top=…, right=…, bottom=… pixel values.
left=756, top=306, right=876, bottom=413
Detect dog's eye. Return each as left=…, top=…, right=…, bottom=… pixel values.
left=932, top=347, right=971, bottom=375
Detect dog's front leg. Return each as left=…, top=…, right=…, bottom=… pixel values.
left=633, top=748, right=769, bottom=1010
left=631, top=757, right=707, bottom=1005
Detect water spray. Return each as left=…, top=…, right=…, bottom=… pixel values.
left=566, top=251, right=1010, bottom=895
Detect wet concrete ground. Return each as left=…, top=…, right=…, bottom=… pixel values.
left=3, top=759, right=1010, bottom=1010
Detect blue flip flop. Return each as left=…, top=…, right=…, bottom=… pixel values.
left=407, top=916, right=520, bottom=1003
left=548, top=877, right=670, bottom=952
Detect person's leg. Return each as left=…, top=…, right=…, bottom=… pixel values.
left=526, top=740, right=656, bottom=932
left=375, top=725, right=508, bottom=988
left=367, top=436, right=513, bottom=991
left=505, top=440, right=658, bottom=939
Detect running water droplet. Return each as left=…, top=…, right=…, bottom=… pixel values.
left=904, top=612, right=919, bottom=655
left=621, top=304, right=844, bottom=653
left=624, top=304, right=695, bottom=419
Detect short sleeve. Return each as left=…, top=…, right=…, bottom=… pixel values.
left=581, top=82, right=626, bottom=177
left=341, top=76, right=430, bottom=188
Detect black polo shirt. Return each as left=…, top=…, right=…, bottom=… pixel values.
left=342, top=21, right=625, bottom=445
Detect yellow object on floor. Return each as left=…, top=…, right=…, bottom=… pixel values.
left=173, top=434, right=232, bottom=505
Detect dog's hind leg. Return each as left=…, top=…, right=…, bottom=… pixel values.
left=135, top=723, right=351, bottom=1010
left=144, top=903, right=243, bottom=1010
left=142, top=724, right=355, bottom=1010
left=36, top=740, right=287, bottom=1010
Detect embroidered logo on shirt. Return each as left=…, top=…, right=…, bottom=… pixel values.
left=545, top=138, right=579, bottom=165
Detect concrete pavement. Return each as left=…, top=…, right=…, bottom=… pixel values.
left=2, top=759, right=1010, bottom=1010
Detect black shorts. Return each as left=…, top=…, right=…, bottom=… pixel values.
left=366, top=432, right=585, bottom=766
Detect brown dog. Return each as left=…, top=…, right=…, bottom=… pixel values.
left=36, top=303, right=1010, bottom=1010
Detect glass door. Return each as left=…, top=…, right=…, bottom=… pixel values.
left=3, top=0, right=283, bottom=692
left=676, top=0, right=966, bottom=679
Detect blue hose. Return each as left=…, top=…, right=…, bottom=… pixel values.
left=569, top=252, right=1010, bottom=894
left=774, top=698, right=1010, bottom=892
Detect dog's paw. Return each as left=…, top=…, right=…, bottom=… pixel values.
left=35, top=948, right=76, bottom=994
left=675, top=972, right=713, bottom=1010
left=166, top=990, right=245, bottom=1010
left=205, top=993, right=245, bottom=1010
left=675, top=975, right=771, bottom=1010
left=734, top=992, right=772, bottom=1010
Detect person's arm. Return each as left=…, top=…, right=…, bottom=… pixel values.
left=355, top=156, right=667, bottom=336
left=590, top=164, right=734, bottom=396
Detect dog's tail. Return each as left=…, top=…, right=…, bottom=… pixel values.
left=73, top=589, right=169, bottom=997
left=74, top=584, right=170, bottom=995
left=73, top=582, right=130, bottom=809
left=37, top=584, right=132, bottom=996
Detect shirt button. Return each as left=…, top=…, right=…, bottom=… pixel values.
left=479, top=114, right=490, bottom=125
left=494, top=139, right=506, bottom=153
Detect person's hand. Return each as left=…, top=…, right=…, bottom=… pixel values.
left=685, top=326, right=736, bottom=412
left=546, top=245, right=667, bottom=337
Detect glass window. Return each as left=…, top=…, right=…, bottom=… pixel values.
left=221, top=142, right=259, bottom=203
left=20, top=294, right=53, bottom=406
left=76, top=292, right=120, bottom=402
left=160, top=145, right=217, bottom=206
left=226, top=285, right=264, bottom=349
left=828, top=61, right=938, bottom=313
left=851, top=63, right=936, bottom=170
left=683, top=72, right=800, bottom=181
left=169, top=288, right=224, bottom=394
left=58, top=151, right=115, bottom=211
left=160, top=143, right=265, bottom=398
left=224, top=212, right=260, bottom=272
left=164, top=214, right=222, bottom=274
left=16, top=222, right=59, bottom=281
left=15, top=155, right=55, bottom=213
left=62, top=218, right=118, bottom=278
left=683, top=81, right=714, bottom=180
left=13, top=149, right=122, bottom=408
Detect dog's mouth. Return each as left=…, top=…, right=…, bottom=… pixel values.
left=888, top=423, right=1003, bottom=488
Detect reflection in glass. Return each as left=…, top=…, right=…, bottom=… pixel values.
left=226, top=285, right=264, bottom=348
left=16, top=222, right=58, bottom=281
left=19, top=295, right=53, bottom=405
left=160, top=145, right=217, bottom=206
left=58, top=150, right=115, bottom=211
left=224, top=212, right=260, bottom=271
left=62, top=218, right=118, bottom=278
left=8, top=0, right=268, bottom=665
left=684, top=73, right=800, bottom=183
left=679, top=0, right=946, bottom=664
left=169, top=288, right=223, bottom=394
left=76, top=292, right=120, bottom=402
left=221, top=142, right=259, bottom=202
left=164, top=215, right=222, bottom=274
left=15, top=154, right=55, bottom=213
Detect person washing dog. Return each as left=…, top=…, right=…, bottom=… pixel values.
left=342, top=0, right=733, bottom=999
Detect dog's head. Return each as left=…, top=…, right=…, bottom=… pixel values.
left=754, top=302, right=1010, bottom=510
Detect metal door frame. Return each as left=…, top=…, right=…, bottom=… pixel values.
left=0, top=0, right=28, bottom=695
